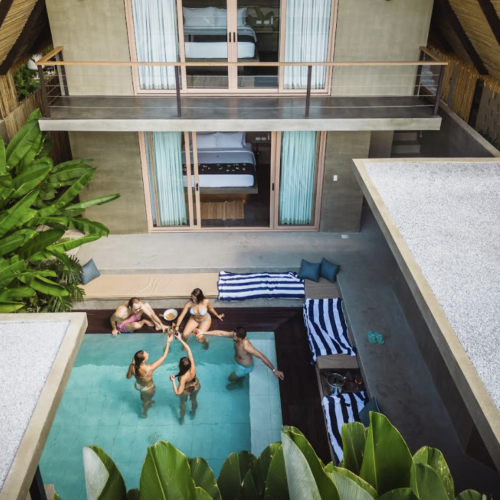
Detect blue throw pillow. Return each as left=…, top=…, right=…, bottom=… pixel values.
left=298, top=259, right=321, bottom=282
left=320, top=258, right=340, bottom=283
left=82, top=259, right=101, bottom=285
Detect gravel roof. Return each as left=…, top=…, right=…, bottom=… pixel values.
left=364, top=160, right=500, bottom=412
left=0, top=321, right=69, bottom=492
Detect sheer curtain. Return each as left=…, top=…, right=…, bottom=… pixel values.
left=279, top=132, right=317, bottom=225
left=148, top=132, right=187, bottom=226
left=284, top=0, right=332, bottom=89
left=131, top=0, right=179, bottom=90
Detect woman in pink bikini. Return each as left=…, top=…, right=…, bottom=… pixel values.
left=173, top=288, right=224, bottom=349
left=110, top=297, right=166, bottom=336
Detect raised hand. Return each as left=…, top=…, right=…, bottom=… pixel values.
left=170, top=374, right=176, bottom=382
left=274, top=370, right=285, bottom=381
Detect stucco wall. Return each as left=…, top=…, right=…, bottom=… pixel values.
left=69, top=132, right=148, bottom=234
left=320, top=131, right=371, bottom=232
left=331, top=0, right=433, bottom=96
left=46, top=0, right=133, bottom=95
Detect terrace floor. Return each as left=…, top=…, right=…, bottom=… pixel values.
left=39, top=95, right=441, bottom=132
left=75, top=209, right=500, bottom=493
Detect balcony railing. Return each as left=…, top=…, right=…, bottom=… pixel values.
left=37, top=46, right=447, bottom=120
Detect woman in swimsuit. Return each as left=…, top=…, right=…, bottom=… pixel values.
left=126, top=335, right=173, bottom=418
left=173, top=288, right=224, bottom=349
left=170, top=335, right=201, bottom=424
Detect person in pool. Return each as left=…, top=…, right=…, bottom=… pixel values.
left=202, top=326, right=285, bottom=390
left=169, top=334, right=201, bottom=424
left=172, top=288, right=224, bottom=349
left=111, top=297, right=166, bottom=336
left=126, top=335, right=173, bottom=418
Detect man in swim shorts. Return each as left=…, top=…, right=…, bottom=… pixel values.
left=110, top=297, right=166, bottom=336
left=202, top=326, right=284, bottom=390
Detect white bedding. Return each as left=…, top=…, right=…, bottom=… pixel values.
left=183, top=148, right=256, bottom=188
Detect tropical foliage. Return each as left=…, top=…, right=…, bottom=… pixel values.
left=58, top=413, right=487, bottom=500
left=0, top=109, right=119, bottom=313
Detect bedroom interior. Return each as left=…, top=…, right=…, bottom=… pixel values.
left=128, top=0, right=333, bottom=93
left=142, top=130, right=325, bottom=231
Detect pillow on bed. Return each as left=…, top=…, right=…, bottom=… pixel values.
left=214, top=8, right=227, bottom=27
left=196, top=133, right=218, bottom=149
left=183, top=7, right=216, bottom=28
left=237, top=7, right=247, bottom=26
left=298, top=259, right=321, bottom=283
left=216, top=132, right=246, bottom=148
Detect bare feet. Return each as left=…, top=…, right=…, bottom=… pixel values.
left=145, top=320, right=155, bottom=327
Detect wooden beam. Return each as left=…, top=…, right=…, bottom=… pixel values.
left=0, top=0, right=45, bottom=75
left=0, top=0, right=15, bottom=30
left=477, top=0, right=500, bottom=48
left=435, top=0, right=488, bottom=75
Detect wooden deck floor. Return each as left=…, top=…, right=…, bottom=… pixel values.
left=79, top=307, right=332, bottom=463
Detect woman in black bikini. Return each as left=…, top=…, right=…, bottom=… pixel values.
left=170, top=334, right=201, bottom=424
left=173, top=288, right=224, bottom=350
left=127, top=335, right=173, bottom=418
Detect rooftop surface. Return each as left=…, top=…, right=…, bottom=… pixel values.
left=361, top=159, right=500, bottom=414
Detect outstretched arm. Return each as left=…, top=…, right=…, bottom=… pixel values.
left=174, top=302, right=191, bottom=329
left=202, top=329, right=234, bottom=337
left=142, top=303, right=166, bottom=331
left=170, top=374, right=186, bottom=395
left=150, top=337, right=173, bottom=371
left=175, top=335, right=195, bottom=367
left=207, top=300, right=225, bottom=321
left=245, top=343, right=285, bottom=380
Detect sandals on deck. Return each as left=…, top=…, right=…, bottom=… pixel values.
left=368, top=330, right=385, bottom=345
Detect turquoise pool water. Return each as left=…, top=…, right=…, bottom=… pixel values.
left=40, top=333, right=281, bottom=499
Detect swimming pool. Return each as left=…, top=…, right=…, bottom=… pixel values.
left=40, top=332, right=282, bottom=499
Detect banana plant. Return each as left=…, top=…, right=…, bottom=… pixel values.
left=0, top=108, right=119, bottom=312
left=59, top=416, right=488, bottom=500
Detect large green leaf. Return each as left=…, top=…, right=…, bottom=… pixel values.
left=281, top=432, right=323, bottom=500
left=455, top=491, right=486, bottom=500
left=282, top=428, right=338, bottom=500
left=189, top=458, right=222, bottom=500
left=410, top=463, right=449, bottom=500
left=0, top=189, right=39, bottom=238
left=236, top=470, right=260, bottom=500
left=324, top=464, right=376, bottom=499
left=18, top=274, right=69, bottom=296
left=0, top=302, right=25, bottom=313
left=263, top=445, right=288, bottom=500
left=19, top=228, right=64, bottom=260
left=0, top=229, right=36, bottom=257
left=140, top=441, right=198, bottom=500
left=325, top=467, right=375, bottom=500
left=0, top=171, right=12, bottom=188
left=0, top=258, right=27, bottom=286
left=19, top=128, right=46, bottom=172
left=12, top=160, right=52, bottom=199
left=0, top=138, right=5, bottom=173
left=47, top=161, right=94, bottom=184
left=195, top=488, right=214, bottom=500
left=252, top=442, right=281, bottom=497
left=0, top=286, right=36, bottom=301
left=341, top=422, right=367, bottom=475
left=359, top=413, right=413, bottom=495
left=34, top=217, right=109, bottom=236
left=378, top=489, right=419, bottom=500
left=413, top=447, right=454, bottom=500
left=37, top=169, right=96, bottom=217
left=83, top=446, right=127, bottom=500
left=218, top=451, right=256, bottom=500
left=63, top=193, right=121, bottom=212
left=48, top=233, right=101, bottom=253
left=6, top=110, right=41, bottom=168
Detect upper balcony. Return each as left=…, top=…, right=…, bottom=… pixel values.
left=37, top=47, right=446, bottom=133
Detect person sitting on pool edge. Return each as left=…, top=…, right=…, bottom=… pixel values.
left=111, top=297, right=166, bottom=336
left=201, top=326, right=284, bottom=390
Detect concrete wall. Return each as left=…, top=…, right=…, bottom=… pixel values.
left=320, top=131, right=371, bottom=232
left=331, top=0, right=433, bottom=96
left=420, top=104, right=500, bottom=158
left=69, top=132, right=148, bottom=234
left=46, top=0, right=133, bottom=95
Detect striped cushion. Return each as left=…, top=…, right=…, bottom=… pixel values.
left=321, top=391, right=368, bottom=463
left=217, top=271, right=305, bottom=301
left=303, top=298, right=356, bottom=363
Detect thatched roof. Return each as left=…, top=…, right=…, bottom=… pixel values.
left=0, top=0, right=50, bottom=73
left=431, top=0, right=500, bottom=81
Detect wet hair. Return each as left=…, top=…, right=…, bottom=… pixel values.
left=191, top=288, right=205, bottom=304
left=128, top=297, right=141, bottom=309
left=134, top=350, right=146, bottom=376
left=234, top=326, right=247, bottom=339
left=176, top=357, right=192, bottom=378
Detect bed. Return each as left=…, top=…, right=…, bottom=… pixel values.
left=183, top=7, right=257, bottom=60
left=182, top=132, right=258, bottom=191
